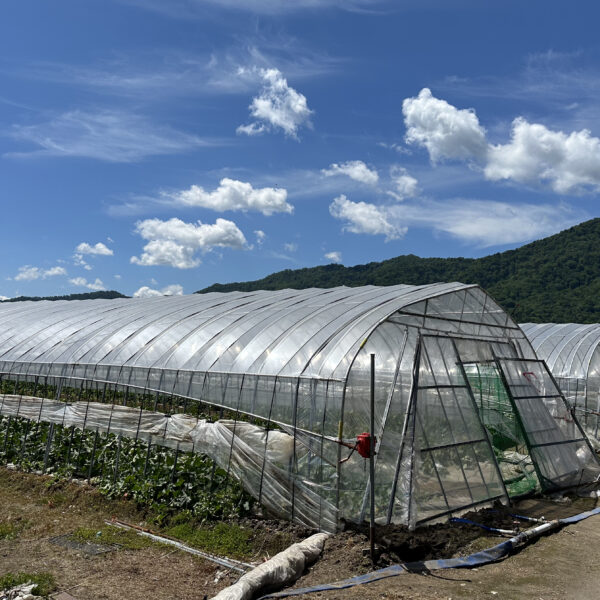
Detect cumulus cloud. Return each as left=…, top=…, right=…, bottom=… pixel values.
left=388, top=166, right=419, bottom=200
left=133, top=284, right=184, bottom=298
left=14, top=265, right=67, bottom=281
left=254, top=230, right=266, bottom=246
left=284, top=242, right=298, bottom=252
left=69, top=277, right=105, bottom=290
left=237, top=68, right=312, bottom=138
left=485, top=118, right=600, bottom=194
left=73, top=254, right=93, bottom=270
left=402, top=88, right=600, bottom=195
left=329, top=194, right=406, bottom=241
left=403, top=88, right=488, bottom=163
left=324, top=251, right=342, bottom=263
left=75, top=242, right=113, bottom=256
left=130, top=217, right=247, bottom=269
left=321, top=160, right=379, bottom=185
left=167, top=178, right=292, bottom=215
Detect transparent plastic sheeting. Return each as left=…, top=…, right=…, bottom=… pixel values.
left=0, top=394, right=336, bottom=531
left=0, top=284, right=597, bottom=531
left=522, top=323, right=600, bottom=442
left=497, top=358, right=600, bottom=490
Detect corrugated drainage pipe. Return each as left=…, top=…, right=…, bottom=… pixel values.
left=210, top=533, right=329, bottom=600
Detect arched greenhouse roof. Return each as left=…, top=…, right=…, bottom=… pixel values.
left=521, top=323, right=600, bottom=380
left=0, top=282, right=512, bottom=380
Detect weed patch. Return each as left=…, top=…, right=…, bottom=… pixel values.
left=72, top=526, right=156, bottom=551
left=165, top=521, right=253, bottom=559
left=0, top=572, right=56, bottom=597
left=0, top=519, right=27, bottom=540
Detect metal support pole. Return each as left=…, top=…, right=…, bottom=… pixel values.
left=370, top=353, right=376, bottom=565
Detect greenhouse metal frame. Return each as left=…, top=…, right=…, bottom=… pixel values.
left=0, top=284, right=598, bottom=532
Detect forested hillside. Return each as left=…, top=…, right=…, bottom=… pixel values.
left=198, top=218, right=600, bottom=323
left=1, top=290, right=128, bottom=303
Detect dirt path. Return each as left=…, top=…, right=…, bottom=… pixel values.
left=288, top=512, right=600, bottom=600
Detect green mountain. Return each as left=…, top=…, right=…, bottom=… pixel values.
left=197, top=218, right=600, bottom=323
left=1, top=290, right=128, bottom=303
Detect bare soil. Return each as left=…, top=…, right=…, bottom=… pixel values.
left=286, top=496, right=600, bottom=600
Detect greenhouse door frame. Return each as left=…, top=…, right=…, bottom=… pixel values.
left=490, top=355, right=600, bottom=493
left=406, top=334, right=510, bottom=528
left=458, top=356, right=542, bottom=496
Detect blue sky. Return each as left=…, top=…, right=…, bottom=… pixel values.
left=1, top=0, right=599, bottom=298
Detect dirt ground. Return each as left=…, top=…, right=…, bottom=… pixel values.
left=286, top=496, right=600, bottom=600
left=2, top=466, right=600, bottom=600
left=0, top=468, right=239, bottom=599
left=287, top=512, right=600, bottom=600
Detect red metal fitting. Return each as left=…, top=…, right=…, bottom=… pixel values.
left=356, top=432, right=376, bottom=458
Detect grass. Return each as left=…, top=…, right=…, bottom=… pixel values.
left=0, top=572, right=56, bottom=597
left=165, top=521, right=253, bottom=559
left=71, top=526, right=157, bottom=551
left=0, top=519, right=27, bottom=540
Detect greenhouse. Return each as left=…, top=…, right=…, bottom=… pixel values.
left=0, top=284, right=598, bottom=532
left=521, top=323, right=600, bottom=445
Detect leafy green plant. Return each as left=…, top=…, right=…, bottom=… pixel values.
left=0, top=414, right=254, bottom=525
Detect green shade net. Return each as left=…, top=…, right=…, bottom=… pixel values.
left=463, top=363, right=539, bottom=497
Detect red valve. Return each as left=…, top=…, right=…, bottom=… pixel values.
left=356, top=432, right=376, bottom=458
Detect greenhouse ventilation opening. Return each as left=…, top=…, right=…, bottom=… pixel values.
left=522, top=323, right=600, bottom=447
left=0, top=283, right=599, bottom=532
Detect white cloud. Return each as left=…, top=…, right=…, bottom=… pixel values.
left=69, top=277, right=106, bottom=291
left=9, top=110, right=210, bottom=162
left=388, top=166, right=419, bottom=200
left=284, top=242, right=298, bottom=252
left=27, top=42, right=339, bottom=100
left=131, top=240, right=200, bottom=269
left=254, top=230, right=266, bottom=246
left=485, top=118, right=600, bottom=194
left=133, top=284, right=184, bottom=298
left=377, top=141, right=411, bottom=155
left=131, top=217, right=247, bottom=269
left=402, top=88, right=488, bottom=163
left=75, top=242, right=114, bottom=256
left=329, top=194, right=405, bottom=241
left=0, top=295, right=10, bottom=301
left=387, top=199, right=581, bottom=247
left=324, top=251, right=342, bottom=263
left=114, top=274, right=122, bottom=280
left=14, top=265, right=67, bottom=281
left=321, top=160, right=379, bottom=185
left=167, top=178, right=292, bottom=215
left=402, top=88, right=600, bottom=195
left=237, top=68, right=312, bottom=138
left=121, top=0, right=385, bottom=17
